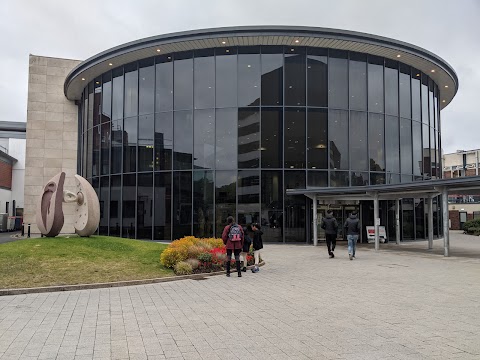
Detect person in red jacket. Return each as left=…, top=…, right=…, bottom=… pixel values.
left=221, top=216, right=245, bottom=277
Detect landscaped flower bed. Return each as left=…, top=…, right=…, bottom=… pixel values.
left=160, top=236, right=257, bottom=275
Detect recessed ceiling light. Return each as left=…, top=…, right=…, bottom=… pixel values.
left=222, top=41, right=226, bottom=44
left=247, top=65, right=251, bottom=68
left=81, top=78, right=85, bottom=81
left=445, top=85, right=449, bottom=88
left=226, top=49, right=230, bottom=53
left=167, top=56, right=171, bottom=59
left=95, top=81, right=100, bottom=84
left=431, top=69, right=435, bottom=73
left=156, top=49, right=161, bottom=52
left=295, top=39, right=299, bottom=43
left=396, top=54, right=401, bottom=58
left=108, top=63, right=113, bottom=66
left=416, top=74, right=420, bottom=77
left=291, top=48, right=294, bottom=51
left=442, top=100, right=446, bottom=103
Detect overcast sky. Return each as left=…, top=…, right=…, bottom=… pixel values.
left=1, top=0, right=479, bottom=154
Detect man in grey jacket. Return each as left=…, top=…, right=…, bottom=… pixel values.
left=344, top=212, right=360, bottom=260
left=321, top=210, right=338, bottom=258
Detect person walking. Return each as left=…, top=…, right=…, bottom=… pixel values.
left=344, top=211, right=360, bottom=260
left=240, top=224, right=253, bottom=272
left=251, top=223, right=263, bottom=273
left=221, top=216, right=245, bottom=277
left=321, top=210, right=338, bottom=258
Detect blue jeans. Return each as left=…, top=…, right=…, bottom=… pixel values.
left=347, top=234, right=359, bottom=256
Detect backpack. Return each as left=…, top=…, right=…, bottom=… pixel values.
left=228, top=223, right=243, bottom=242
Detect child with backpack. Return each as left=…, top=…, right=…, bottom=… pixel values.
left=251, top=223, right=263, bottom=273
left=241, top=224, right=254, bottom=272
left=221, top=216, right=245, bottom=277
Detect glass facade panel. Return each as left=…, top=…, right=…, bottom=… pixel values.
left=139, top=59, right=154, bottom=115
left=399, top=65, right=411, bottom=119
left=370, top=172, right=385, bottom=185
left=173, top=171, right=192, bottom=240
left=329, top=110, right=348, bottom=170
left=307, top=109, right=328, bottom=169
left=88, top=83, right=93, bottom=129
left=412, top=121, right=422, bottom=176
left=261, top=170, right=283, bottom=242
left=215, top=171, right=236, bottom=237
left=216, top=108, right=237, bottom=169
left=174, top=53, right=193, bottom=110
left=349, top=53, right=367, bottom=111
left=123, top=117, right=137, bottom=173
left=155, top=112, right=173, bottom=170
left=385, top=115, right=400, bottom=174
left=93, top=80, right=101, bottom=127
left=328, top=50, right=348, bottom=109
left=368, top=56, right=384, bottom=113
left=109, top=175, right=121, bottom=236
left=194, top=52, right=215, bottom=109
left=101, top=73, right=111, bottom=123
left=99, top=176, right=109, bottom=235
left=124, top=64, right=138, bottom=118
left=284, top=171, right=306, bottom=242
left=122, top=174, right=136, bottom=238
left=385, top=60, right=398, bottom=116
left=351, top=172, right=369, bottom=186
left=137, top=173, right=153, bottom=239
left=284, top=47, right=306, bottom=106
left=238, top=108, right=260, bottom=168
left=154, top=172, right=172, bottom=241
left=421, top=75, right=429, bottom=125
left=173, top=111, right=193, bottom=170
left=112, top=69, right=123, bottom=121
left=307, top=48, right=328, bottom=107
left=423, top=124, right=431, bottom=178
left=400, top=118, right=412, bottom=175
left=330, top=171, right=349, bottom=187
left=193, top=171, right=214, bottom=238
left=284, top=108, right=305, bottom=169
left=238, top=53, right=260, bottom=107
left=155, top=56, right=173, bottom=111
left=216, top=50, right=237, bottom=108
left=138, top=114, right=154, bottom=172
left=194, top=109, right=215, bottom=170
left=261, top=52, right=283, bottom=106
left=238, top=170, right=260, bottom=226
left=92, top=126, right=100, bottom=177
left=101, top=123, right=110, bottom=175
left=307, top=171, right=328, bottom=187
left=369, top=113, right=385, bottom=171
left=87, top=129, right=92, bottom=178
left=261, top=108, right=282, bottom=168
left=111, top=119, right=122, bottom=174
left=349, top=111, right=368, bottom=171
left=411, top=70, right=421, bottom=121
left=402, top=198, right=414, bottom=239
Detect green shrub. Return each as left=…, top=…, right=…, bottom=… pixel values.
left=185, top=258, right=200, bottom=270
left=462, top=218, right=480, bottom=231
left=174, top=261, right=193, bottom=275
left=197, top=252, right=212, bottom=263
left=466, top=227, right=480, bottom=236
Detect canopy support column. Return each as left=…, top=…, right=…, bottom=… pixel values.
left=395, top=199, right=400, bottom=245
left=442, top=187, right=450, bottom=257
left=313, top=195, right=318, bottom=246
left=428, top=196, right=434, bottom=250
left=374, top=192, right=379, bottom=251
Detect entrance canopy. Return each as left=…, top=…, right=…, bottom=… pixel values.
left=287, top=176, right=480, bottom=256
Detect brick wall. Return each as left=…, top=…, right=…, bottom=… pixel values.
left=449, top=210, right=460, bottom=230
left=0, top=160, right=12, bottom=189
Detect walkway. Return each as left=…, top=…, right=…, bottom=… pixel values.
left=0, top=232, right=479, bottom=359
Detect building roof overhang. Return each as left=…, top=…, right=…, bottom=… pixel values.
left=64, top=26, right=458, bottom=109
left=287, top=177, right=480, bottom=201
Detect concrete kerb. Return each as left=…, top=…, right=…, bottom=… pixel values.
left=0, top=261, right=266, bottom=296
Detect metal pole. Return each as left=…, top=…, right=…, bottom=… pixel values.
left=442, top=187, right=450, bottom=257
left=374, top=193, right=379, bottom=251
left=21, top=223, right=24, bottom=237
left=428, top=196, right=434, bottom=250
left=27, top=224, right=31, bottom=238
left=313, top=195, right=318, bottom=246
left=395, top=199, right=400, bottom=245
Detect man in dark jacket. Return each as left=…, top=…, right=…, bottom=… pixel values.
left=344, top=212, right=360, bottom=260
left=321, top=210, right=338, bottom=258
left=221, top=216, right=244, bottom=277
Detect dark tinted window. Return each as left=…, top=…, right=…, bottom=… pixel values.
left=284, top=47, right=306, bottom=106
left=238, top=53, right=260, bottom=107
left=173, top=111, right=193, bottom=170
left=155, top=112, right=173, bottom=171
left=261, top=53, right=283, bottom=106
left=328, top=50, right=348, bottom=109
left=138, top=114, right=154, bottom=172
left=111, top=119, right=122, bottom=174
left=284, top=171, right=306, bottom=242
left=123, top=117, right=137, bottom=173
left=261, top=170, right=283, bottom=242
left=154, top=172, right=172, bottom=241
left=351, top=172, right=369, bottom=186
left=284, top=108, right=305, bottom=169
left=422, top=124, right=430, bottom=177
left=238, top=170, right=260, bottom=226
left=173, top=171, right=192, bottom=240
left=412, top=121, right=422, bottom=176
left=368, top=56, right=384, bottom=113
left=400, top=118, right=412, bottom=174
left=215, top=108, right=237, bottom=169
left=122, top=174, right=136, bottom=238
left=99, top=176, right=109, bottom=235
left=139, top=59, right=154, bottom=115
left=88, top=82, right=93, bottom=129
left=349, top=53, right=367, bottom=111
left=137, top=173, right=153, bottom=239
left=194, top=53, right=215, bottom=109
left=307, top=48, right=328, bottom=107
left=112, top=68, right=123, bottom=121
left=93, top=79, right=101, bottom=126
left=238, top=108, right=260, bottom=168
left=368, top=113, right=385, bottom=171
left=109, top=175, right=121, bottom=236
left=194, top=109, right=215, bottom=169
left=193, top=170, right=214, bottom=238
left=92, top=126, right=100, bottom=177
left=216, top=50, right=237, bottom=108
left=307, top=171, right=328, bottom=187
left=101, top=72, right=111, bottom=123
left=124, top=64, right=138, bottom=118
left=385, top=115, right=400, bottom=174
left=307, top=109, right=328, bottom=169
left=399, top=65, right=411, bottom=119
left=155, top=56, right=173, bottom=111
left=385, top=60, right=398, bottom=116
left=350, top=111, right=368, bottom=171
left=329, top=110, right=348, bottom=170
left=101, top=123, right=110, bottom=175
left=215, top=171, right=236, bottom=237
left=261, top=108, right=282, bottom=168
left=174, top=53, right=193, bottom=110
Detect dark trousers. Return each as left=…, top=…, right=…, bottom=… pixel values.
left=226, top=249, right=242, bottom=274
left=325, top=234, right=336, bottom=255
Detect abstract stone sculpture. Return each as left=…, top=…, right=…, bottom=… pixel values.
left=36, top=172, right=100, bottom=237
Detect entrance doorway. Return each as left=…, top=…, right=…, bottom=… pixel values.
left=315, top=203, right=360, bottom=243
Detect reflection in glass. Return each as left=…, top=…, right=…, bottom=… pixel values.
left=99, top=176, right=109, bottom=235
left=155, top=56, right=173, bottom=111
left=215, top=171, right=236, bottom=237
left=174, top=54, right=193, bottom=110
left=110, top=175, right=121, bottom=236
left=422, top=124, right=431, bottom=178
left=139, top=59, right=154, bottom=115
left=101, top=123, right=110, bottom=175
left=421, top=74, right=429, bottom=124
left=261, top=52, right=283, bottom=106
left=369, top=113, right=385, bottom=171
left=329, top=110, right=348, bottom=170
left=237, top=170, right=260, bottom=226
left=88, top=83, right=93, bottom=129
left=349, top=111, right=368, bottom=171
left=284, top=108, right=305, bottom=169
left=216, top=108, right=237, bottom=169
left=307, top=109, right=328, bottom=169
left=411, top=70, right=421, bottom=121
left=284, top=48, right=305, bottom=106
left=123, top=117, right=137, bottom=173
left=307, top=48, right=328, bottom=107
left=155, top=112, right=173, bottom=171
left=193, top=171, right=214, bottom=238
left=238, top=53, right=260, bottom=107
left=87, top=129, right=92, bottom=178
left=194, top=53, right=215, bottom=109
left=112, top=68, right=123, bottom=121
left=111, top=119, right=122, bottom=174
left=93, top=79, right=101, bottom=127
left=173, top=171, right=192, bottom=240
left=138, top=115, right=154, bottom=172
left=330, top=171, right=349, bottom=187
left=370, top=172, right=385, bottom=185
left=261, top=108, right=282, bottom=168
left=122, top=174, right=136, bottom=238
left=328, top=50, right=348, bottom=109
left=124, top=64, right=138, bottom=118
left=402, top=198, right=414, bottom=239
left=261, top=170, right=283, bottom=242
left=92, top=126, right=100, bottom=177
left=173, top=111, right=193, bottom=170
left=430, top=127, right=436, bottom=179
left=137, top=173, right=153, bottom=239
left=238, top=108, right=260, bottom=168
left=154, top=172, right=171, bottom=241
left=194, top=109, right=215, bottom=169
left=349, top=53, right=367, bottom=111
left=399, top=65, right=411, bottom=119
left=284, top=171, right=306, bottom=242
left=351, top=172, right=369, bottom=186
left=385, top=60, right=398, bottom=116
left=307, top=171, right=328, bottom=187
left=101, top=72, right=111, bottom=123
left=400, top=118, right=412, bottom=175
left=368, top=56, right=384, bottom=113
left=412, top=121, right=422, bottom=176
left=216, top=50, right=237, bottom=108
left=385, top=115, right=400, bottom=174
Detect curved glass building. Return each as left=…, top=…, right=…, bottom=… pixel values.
left=64, top=26, right=458, bottom=243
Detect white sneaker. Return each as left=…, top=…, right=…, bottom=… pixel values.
left=349, top=254, right=353, bottom=260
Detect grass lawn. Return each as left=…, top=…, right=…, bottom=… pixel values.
left=0, top=235, right=173, bottom=289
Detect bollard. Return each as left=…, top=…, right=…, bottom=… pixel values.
left=27, top=224, right=31, bottom=238
left=21, top=223, right=25, bottom=237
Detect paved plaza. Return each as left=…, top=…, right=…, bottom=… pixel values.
left=0, top=232, right=479, bottom=360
